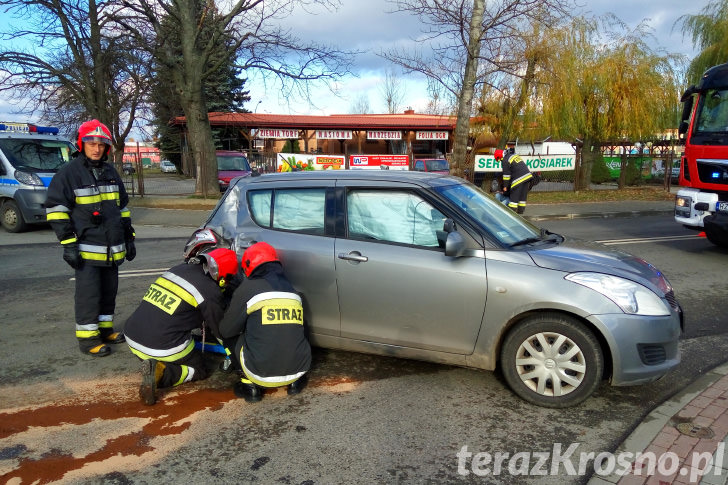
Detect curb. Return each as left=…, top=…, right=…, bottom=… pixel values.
left=589, top=360, right=728, bottom=485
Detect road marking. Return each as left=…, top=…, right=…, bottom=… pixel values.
left=596, top=234, right=700, bottom=245
left=70, top=268, right=167, bottom=281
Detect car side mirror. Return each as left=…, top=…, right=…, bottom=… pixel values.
left=445, top=231, right=466, bottom=257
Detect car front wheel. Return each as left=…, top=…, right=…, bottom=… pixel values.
left=1, top=200, right=29, bottom=233
left=500, top=313, right=603, bottom=408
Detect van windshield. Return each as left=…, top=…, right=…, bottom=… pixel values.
left=217, top=154, right=251, bottom=171
left=0, top=138, right=74, bottom=172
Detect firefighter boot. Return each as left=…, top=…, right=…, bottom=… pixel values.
left=100, top=328, right=126, bottom=344
left=79, top=338, right=111, bottom=357
left=234, top=379, right=262, bottom=403
left=287, top=374, right=308, bottom=396
left=139, top=359, right=166, bottom=405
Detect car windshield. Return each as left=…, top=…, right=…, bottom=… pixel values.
left=426, top=159, right=449, bottom=171
left=0, top=138, right=74, bottom=172
left=432, top=181, right=541, bottom=246
left=217, top=155, right=251, bottom=171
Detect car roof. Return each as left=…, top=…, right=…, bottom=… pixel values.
left=245, top=170, right=461, bottom=186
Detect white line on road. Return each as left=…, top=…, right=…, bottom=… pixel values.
left=596, top=234, right=702, bottom=245
left=70, top=268, right=167, bottom=281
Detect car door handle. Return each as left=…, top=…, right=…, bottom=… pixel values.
left=338, top=252, right=368, bottom=262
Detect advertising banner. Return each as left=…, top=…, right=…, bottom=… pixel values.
left=257, top=128, right=299, bottom=138
left=416, top=131, right=449, bottom=140
left=474, top=154, right=576, bottom=172
left=349, top=154, right=409, bottom=170
left=276, top=153, right=345, bottom=171
left=367, top=131, right=402, bottom=140
left=316, top=130, right=353, bottom=139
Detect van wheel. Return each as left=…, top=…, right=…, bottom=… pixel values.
left=500, top=314, right=603, bottom=408
left=1, top=200, right=29, bottom=233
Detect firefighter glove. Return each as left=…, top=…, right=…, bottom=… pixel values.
left=126, top=241, right=136, bottom=261
left=63, top=242, right=82, bottom=269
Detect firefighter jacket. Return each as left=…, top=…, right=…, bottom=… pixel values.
left=501, top=152, right=533, bottom=191
left=219, top=262, right=311, bottom=386
left=124, top=262, right=227, bottom=359
left=45, top=153, right=133, bottom=266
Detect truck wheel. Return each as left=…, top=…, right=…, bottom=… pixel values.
left=500, top=313, right=603, bottom=408
left=1, top=200, right=29, bottom=233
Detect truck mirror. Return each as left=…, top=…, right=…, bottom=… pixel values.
left=678, top=121, right=689, bottom=135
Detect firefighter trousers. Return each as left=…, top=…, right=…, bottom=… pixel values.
left=74, top=264, right=118, bottom=349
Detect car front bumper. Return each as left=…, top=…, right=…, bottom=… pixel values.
left=587, top=312, right=681, bottom=386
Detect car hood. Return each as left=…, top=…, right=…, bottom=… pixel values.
left=527, top=238, right=668, bottom=295
left=218, top=170, right=251, bottom=181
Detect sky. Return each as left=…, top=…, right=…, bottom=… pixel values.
left=0, top=0, right=715, bottom=130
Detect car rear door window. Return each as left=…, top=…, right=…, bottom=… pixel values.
left=248, top=188, right=326, bottom=234
left=346, top=189, right=445, bottom=247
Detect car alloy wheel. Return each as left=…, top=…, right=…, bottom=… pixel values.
left=500, top=313, right=603, bottom=408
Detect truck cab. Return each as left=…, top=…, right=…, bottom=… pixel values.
left=675, top=63, right=728, bottom=247
left=0, top=122, right=75, bottom=232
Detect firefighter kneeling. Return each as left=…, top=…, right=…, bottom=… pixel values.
left=124, top=248, right=239, bottom=405
left=219, top=242, right=312, bottom=403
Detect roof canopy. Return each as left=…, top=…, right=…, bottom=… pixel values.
left=172, top=111, right=457, bottom=132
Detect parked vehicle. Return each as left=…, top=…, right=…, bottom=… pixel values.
left=0, top=122, right=75, bottom=232
left=122, top=162, right=136, bottom=175
left=675, top=62, right=728, bottom=247
left=216, top=150, right=252, bottom=191
left=413, top=158, right=450, bottom=174
left=160, top=160, right=176, bottom=173
left=185, top=171, right=682, bottom=408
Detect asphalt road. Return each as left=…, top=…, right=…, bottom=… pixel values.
left=0, top=214, right=726, bottom=484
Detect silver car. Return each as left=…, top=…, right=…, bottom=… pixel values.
left=186, top=171, right=682, bottom=407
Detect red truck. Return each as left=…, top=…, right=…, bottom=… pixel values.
left=675, top=63, right=728, bottom=247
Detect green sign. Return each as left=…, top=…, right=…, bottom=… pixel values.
left=474, top=154, right=576, bottom=172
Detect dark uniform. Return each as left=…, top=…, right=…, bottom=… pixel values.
left=219, top=262, right=311, bottom=389
left=124, top=262, right=227, bottom=388
left=501, top=151, right=533, bottom=214
left=45, top=151, right=134, bottom=353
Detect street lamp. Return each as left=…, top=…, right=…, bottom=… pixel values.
left=254, top=100, right=262, bottom=113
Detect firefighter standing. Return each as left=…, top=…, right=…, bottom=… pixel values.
left=45, top=119, right=135, bottom=357
left=124, top=248, right=239, bottom=405
left=494, top=148, right=533, bottom=214
left=219, top=242, right=311, bottom=403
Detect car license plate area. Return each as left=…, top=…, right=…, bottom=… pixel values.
left=718, top=201, right=728, bottom=213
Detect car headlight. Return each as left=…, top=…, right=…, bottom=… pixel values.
left=15, top=170, right=43, bottom=186
left=565, top=272, right=670, bottom=316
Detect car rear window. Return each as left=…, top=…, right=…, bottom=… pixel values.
left=248, top=188, right=326, bottom=234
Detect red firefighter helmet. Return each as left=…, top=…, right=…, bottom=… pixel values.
left=494, top=149, right=504, bottom=161
left=77, top=119, right=112, bottom=155
left=242, top=242, right=279, bottom=277
left=199, top=248, right=238, bottom=284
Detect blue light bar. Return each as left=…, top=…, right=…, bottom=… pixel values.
left=0, top=122, right=59, bottom=134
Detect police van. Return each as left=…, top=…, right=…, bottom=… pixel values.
left=0, top=122, right=75, bottom=232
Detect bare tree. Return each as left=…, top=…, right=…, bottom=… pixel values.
left=0, top=0, right=150, bottom=164
left=379, top=69, right=405, bottom=114
left=349, top=93, right=372, bottom=114
left=111, top=0, right=354, bottom=197
left=381, top=0, right=572, bottom=177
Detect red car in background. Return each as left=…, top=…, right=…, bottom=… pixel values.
left=216, top=150, right=252, bottom=192
left=413, top=158, right=450, bottom=175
